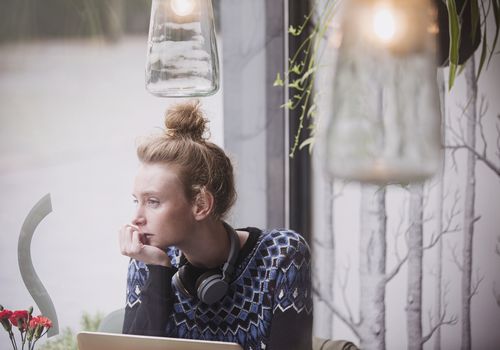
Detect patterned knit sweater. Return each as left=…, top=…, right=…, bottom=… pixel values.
left=123, top=227, right=313, bottom=350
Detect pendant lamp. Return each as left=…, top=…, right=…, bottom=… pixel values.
left=324, top=0, right=442, bottom=184
left=145, top=0, right=220, bottom=97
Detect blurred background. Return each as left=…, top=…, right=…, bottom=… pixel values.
left=1, top=1, right=499, bottom=349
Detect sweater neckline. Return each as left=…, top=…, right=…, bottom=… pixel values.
left=233, top=227, right=262, bottom=272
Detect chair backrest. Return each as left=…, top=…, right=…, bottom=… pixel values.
left=98, top=308, right=125, bottom=333
left=312, top=337, right=359, bottom=350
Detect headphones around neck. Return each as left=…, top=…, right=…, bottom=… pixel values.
left=172, top=222, right=240, bottom=305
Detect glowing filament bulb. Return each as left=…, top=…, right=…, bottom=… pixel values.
left=170, top=0, right=196, bottom=17
left=373, top=6, right=397, bottom=43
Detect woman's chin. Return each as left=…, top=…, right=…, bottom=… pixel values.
left=150, top=240, right=170, bottom=250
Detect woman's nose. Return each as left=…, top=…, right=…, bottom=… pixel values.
left=132, top=216, right=146, bottom=226
left=132, top=209, right=146, bottom=226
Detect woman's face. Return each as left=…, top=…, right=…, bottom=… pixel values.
left=132, top=162, right=196, bottom=249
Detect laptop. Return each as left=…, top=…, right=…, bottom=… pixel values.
left=77, top=331, right=243, bottom=350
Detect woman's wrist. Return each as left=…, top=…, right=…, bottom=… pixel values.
left=154, top=255, right=171, bottom=268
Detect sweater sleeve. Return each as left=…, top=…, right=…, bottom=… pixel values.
left=269, top=234, right=313, bottom=350
left=122, top=259, right=177, bottom=336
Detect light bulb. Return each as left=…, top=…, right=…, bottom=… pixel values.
left=372, top=6, right=396, bottom=43
left=170, top=0, right=196, bottom=17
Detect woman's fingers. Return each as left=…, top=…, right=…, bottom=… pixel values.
left=118, top=224, right=169, bottom=267
left=118, top=225, right=128, bottom=255
left=119, top=224, right=140, bottom=255
left=131, top=229, right=144, bottom=253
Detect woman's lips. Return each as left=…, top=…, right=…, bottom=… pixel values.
left=141, top=233, right=154, bottom=244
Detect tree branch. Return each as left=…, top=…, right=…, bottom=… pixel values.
left=472, top=215, right=482, bottom=225
left=394, top=196, right=408, bottom=263
left=333, top=180, right=348, bottom=200
left=443, top=189, right=461, bottom=234
left=421, top=305, right=458, bottom=345
left=386, top=207, right=410, bottom=283
left=469, top=269, right=484, bottom=300
left=445, top=99, right=500, bottom=177
left=386, top=253, right=408, bottom=283
left=312, top=286, right=361, bottom=339
left=445, top=110, right=462, bottom=173
left=477, top=96, right=489, bottom=159
left=337, top=258, right=358, bottom=328
left=448, top=146, right=460, bottom=173
left=493, top=282, right=500, bottom=308
left=445, top=144, right=500, bottom=177
left=449, top=242, right=463, bottom=272
left=424, top=188, right=460, bottom=251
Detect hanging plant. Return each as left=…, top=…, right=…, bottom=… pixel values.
left=274, top=1, right=339, bottom=156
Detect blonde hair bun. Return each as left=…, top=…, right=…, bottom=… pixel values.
left=164, top=100, right=208, bottom=141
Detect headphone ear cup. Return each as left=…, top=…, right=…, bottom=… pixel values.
left=195, top=270, right=228, bottom=305
left=173, top=265, right=193, bottom=298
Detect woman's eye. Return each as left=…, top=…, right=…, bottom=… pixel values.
left=147, top=199, right=160, bottom=207
left=132, top=199, right=138, bottom=205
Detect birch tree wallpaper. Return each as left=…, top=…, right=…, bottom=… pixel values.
left=311, top=12, right=500, bottom=350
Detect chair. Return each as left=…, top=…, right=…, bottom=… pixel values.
left=97, top=308, right=125, bottom=333
left=312, top=337, right=359, bottom=350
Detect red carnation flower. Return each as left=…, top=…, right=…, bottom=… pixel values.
left=0, top=309, right=13, bottom=320
left=27, top=315, right=52, bottom=342
left=29, top=316, right=40, bottom=330
left=0, top=309, right=13, bottom=332
left=9, top=310, right=30, bottom=331
left=37, top=316, right=52, bottom=329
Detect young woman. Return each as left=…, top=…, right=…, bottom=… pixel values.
left=119, top=100, right=313, bottom=350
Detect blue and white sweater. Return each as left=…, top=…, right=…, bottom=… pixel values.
left=123, top=227, right=313, bottom=350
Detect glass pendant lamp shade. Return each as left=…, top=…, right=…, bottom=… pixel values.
left=324, top=0, right=442, bottom=183
left=145, top=0, right=220, bottom=97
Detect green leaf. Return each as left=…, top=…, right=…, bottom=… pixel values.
left=288, top=25, right=301, bottom=36
left=273, top=73, right=284, bottom=87
left=457, top=63, right=466, bottom=76
left=471, top=0, right=479, bottom=43
left=477, top=25, right=488, bottom=80
left=290, top=64, right=302, bottom=74
left=447, top=0, right=461, bottom=90
left=297, top=67, right=316, bottom=85
left=299, top=137, right=315, bottom=152
left=487, top=0, right=500, bottom=66
left=307, top=103, right=317, bottom=118
left=281, top=99, right=294, bottom=109
left=289, top=80, right=304, bottom=91
left=449, top=62, right=457, bottom=90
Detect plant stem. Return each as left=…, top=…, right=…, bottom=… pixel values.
left=9, top=331, right=18, bottom=350
left=20, top=330, right=26, bottom=350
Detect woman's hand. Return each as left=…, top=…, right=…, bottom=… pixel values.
left=119, top=224, right=171, bottom=267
